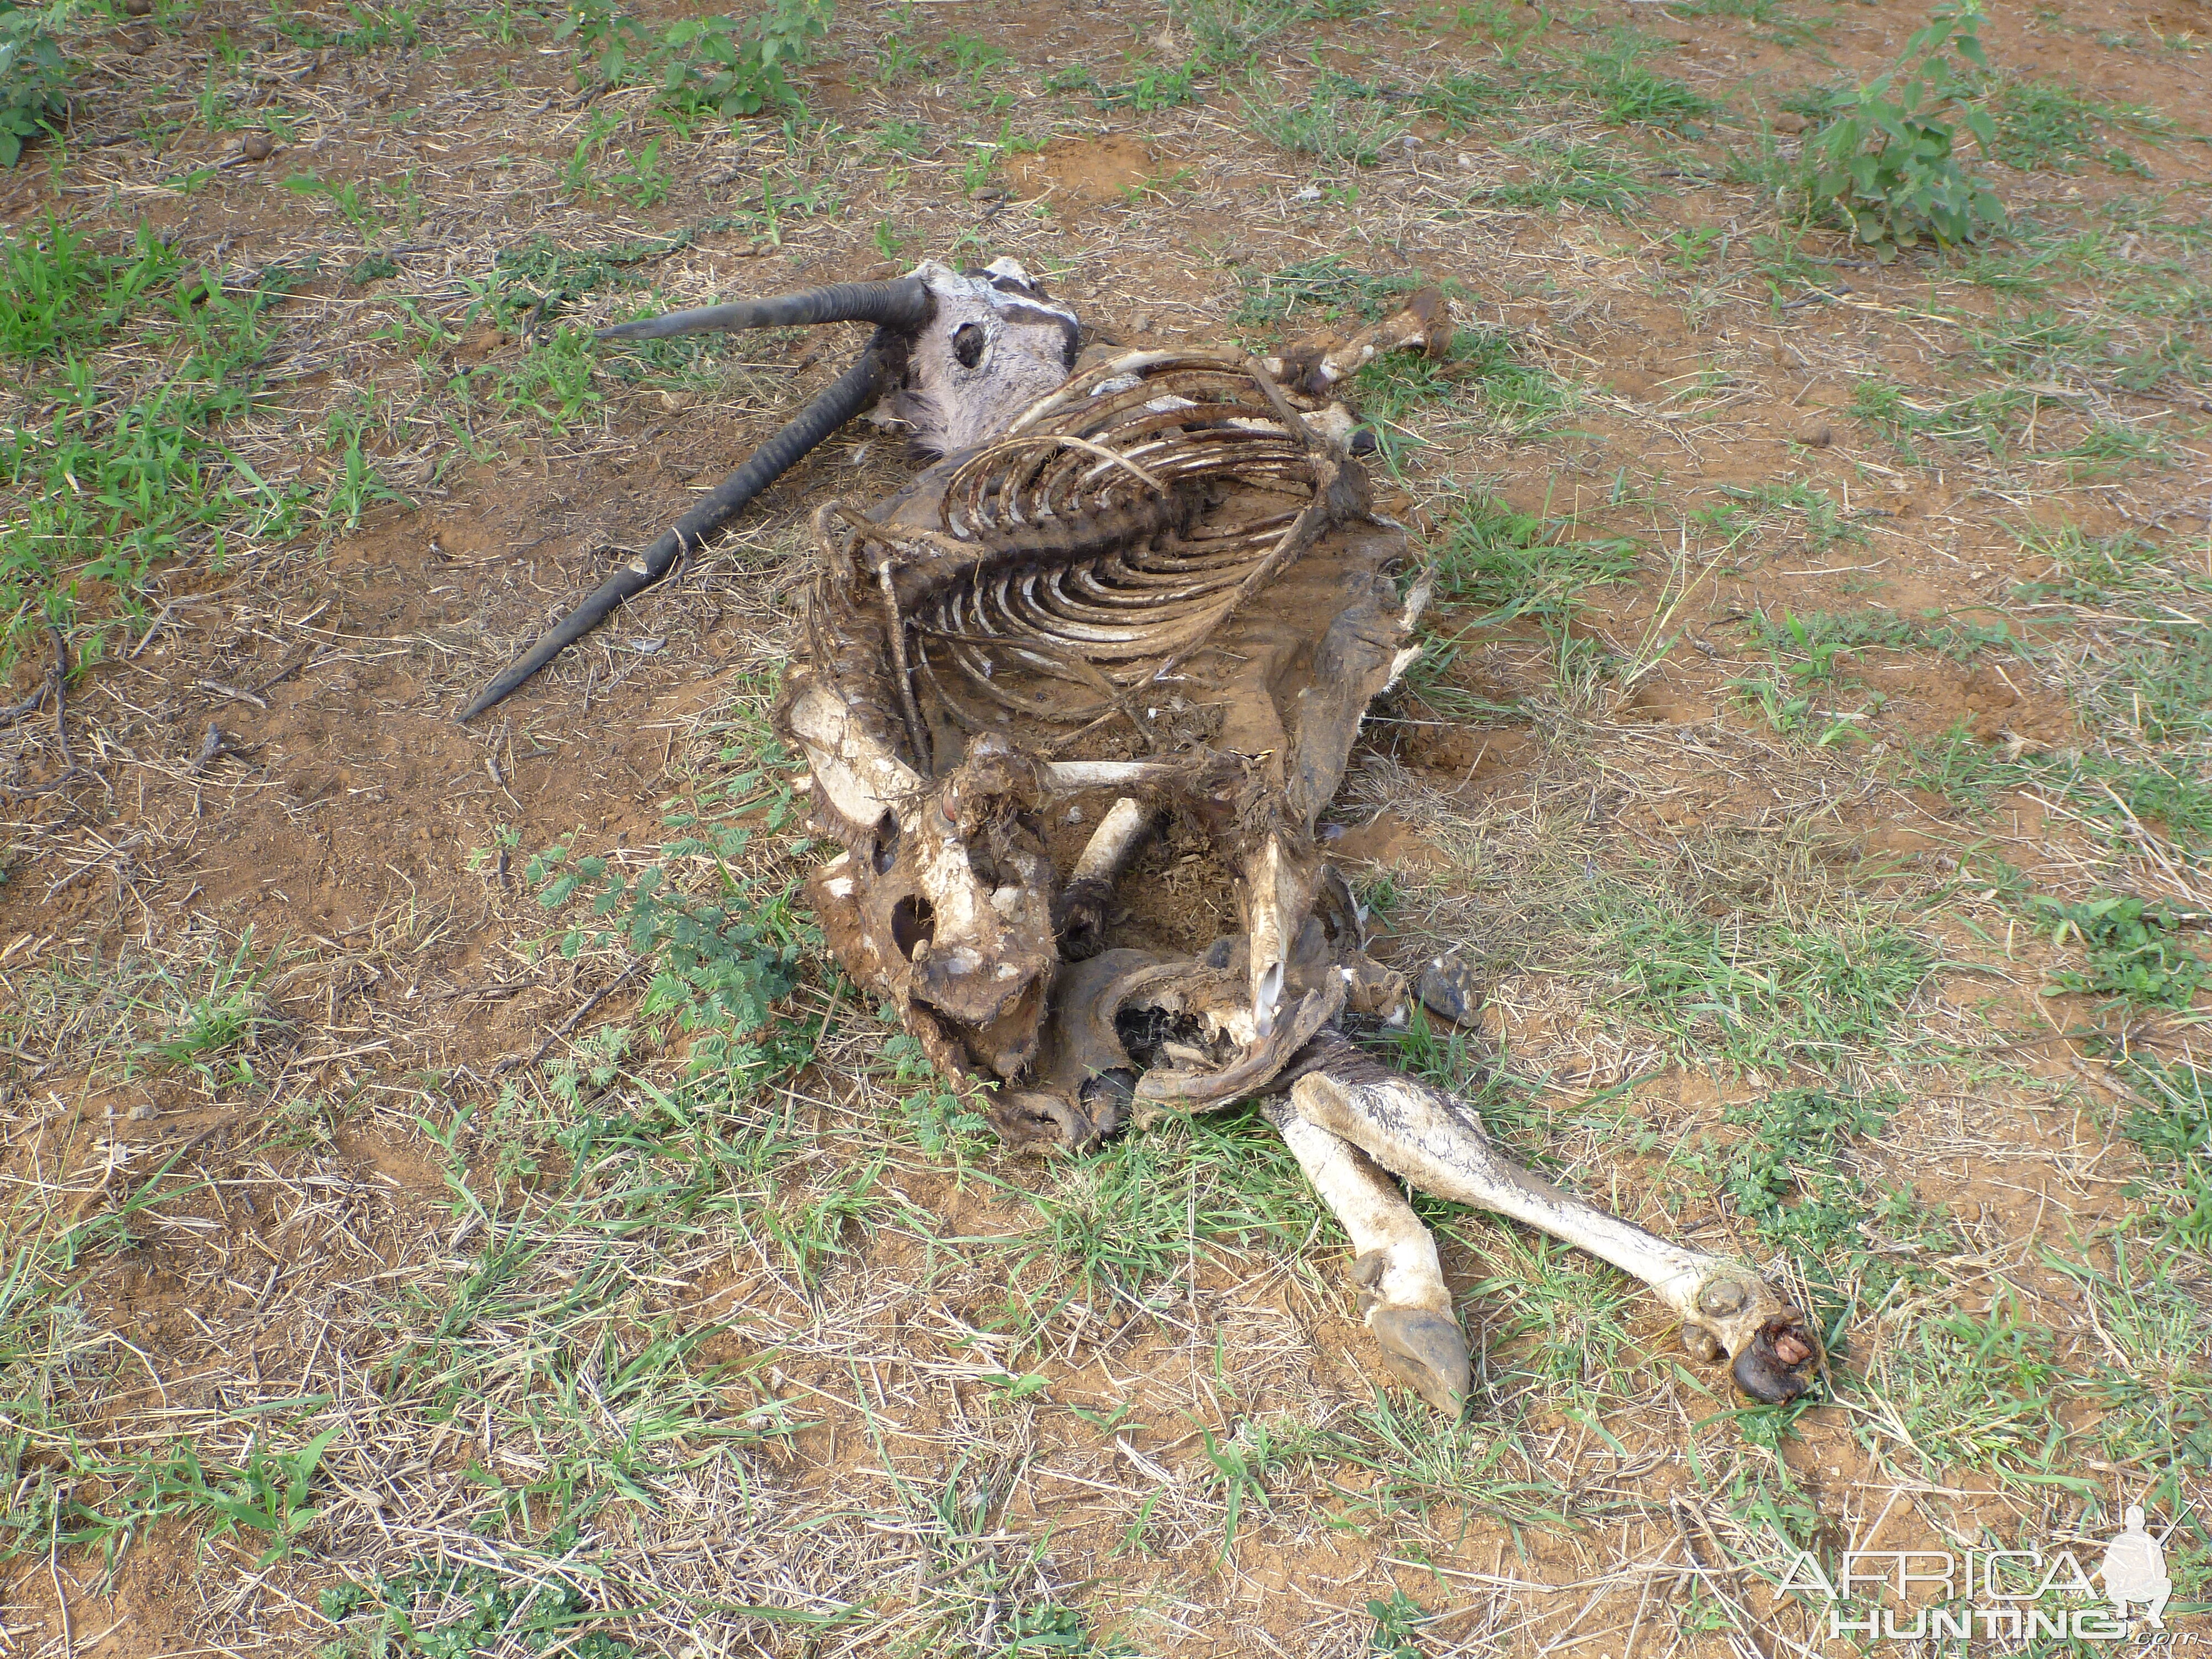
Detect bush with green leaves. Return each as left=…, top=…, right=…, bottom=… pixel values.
left=1802, top=0, right=2004, bottom=256
left=525, top=761, right=810, bottom=1075
left=557, top=0, right=830, bottom=121
left=0, top=1, right=70, bottom=168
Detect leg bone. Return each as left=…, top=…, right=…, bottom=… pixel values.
left=1266, top=1098, right=1470, bottom=1414
left=1288, top=1050, right=1815, bottom=1402
left=1056, top=796, right=1160, bottom=960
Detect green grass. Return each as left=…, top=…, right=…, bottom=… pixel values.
left=320, top=1558, right=642, bottom=1657
left=1418, top=67, right=1528, bottom=133
left=1243, top=77, right=1410, bottom=166
left=1474, top=138, right=1655, bottom=218
left=0, top=217, right=181, bottom=359
left=2113, top=1056, right=2212, bottom=1249
left=1593, top=885, right=1934, bottom=1070
left=1429, top=498, right=1639, bottom=622
left=2008, top=521, right=2211, bottom=608
left=992, top=1106, right=1314, bottom=1331
left=1232, top=254, right=1437, bottom=328
left=1901, top=727, right=2212, bottom=858
left=1578, top=39, right=1712, bottom=131
left=1170, top=0, right=1376, bottom=70
left=2052, top=1233, right=2212, bottom=1472
left=1863, top=1301, right=2064, bottom=1477
left=1983, top=76, right=2171, bottom=173
left=0, top=236, right=319, bottom=662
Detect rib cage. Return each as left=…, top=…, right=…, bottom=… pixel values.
left=820, top=349, right=1338, bottom=728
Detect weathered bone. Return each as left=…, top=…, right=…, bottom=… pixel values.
left=1285, top=1047, right=1814, bottom=1401
left=1265, top=1099, right=1469, bottom=1414
left=1057, top=796, right=1161, bottom=961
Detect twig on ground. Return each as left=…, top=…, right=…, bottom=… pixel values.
left=494, top=955, right=654, bottom=1076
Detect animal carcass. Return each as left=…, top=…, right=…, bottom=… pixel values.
left=465, top=259, right=1818, bottom=1413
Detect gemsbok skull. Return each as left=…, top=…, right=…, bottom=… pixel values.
left=464, top=259, right=1818, bottom=1413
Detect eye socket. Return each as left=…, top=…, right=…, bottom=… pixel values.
left=952, top=322, right=987, bottom=369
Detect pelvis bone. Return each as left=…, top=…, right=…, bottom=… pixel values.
left=468, top=258, right=1819, bottom=1416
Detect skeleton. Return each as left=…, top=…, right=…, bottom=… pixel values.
left=463, top=259, right=1820, bottom=1415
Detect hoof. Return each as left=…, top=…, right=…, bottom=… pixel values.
left=1729, top=1314, right=1818, bottom=1403
left=1415, top=956, right=1481, bottom=1026
left=1368, top=1306, right=1471, bottom=1416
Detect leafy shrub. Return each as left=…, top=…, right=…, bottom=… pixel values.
left=1802, top=0, right=2004, bottom=256
left=557, top=0, right=830, bottom=120
left=527, top=762, right=809, bottom=1075
left=0, top=2, right=70, bottom=168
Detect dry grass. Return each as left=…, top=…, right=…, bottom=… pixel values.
left=2, top=0, right=2210, bottom=1652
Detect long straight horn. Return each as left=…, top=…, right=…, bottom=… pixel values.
left=458, top=346, right=892, bottom=722
left=597, top=276, right=932, bottom=341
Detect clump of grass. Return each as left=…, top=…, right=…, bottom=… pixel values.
left=2009, top=523, right=2210, bottom=609
left=1475, top=138, right=1653, bottom=218
left=2112, top=1056, right=2212, bottom=1249
left=0, top=252, right=318, bottom=662
left=1431, top=498, right=1638, bottom=621
left=1594, top=887, right=1934, bottom=1070
left=1983, top=76, right=2170, bottom=173
left=1171, top=0, right=1374, bottom=70
left=0, top=217, right=180, bottom=358
left=1010, top=1107, right=1312, bottom=1308
left=1579, top=40, right=1712, bottom=131
left=1899, top=728, right=2212, bottom=860
left=321, top=1560, right=641, bottom=1658
left=1232, top=254, right=1433, bottom=328
left=1243, top=77, right=1410, bottom=166
left=1864, top=1300, right=2060, bottom=1476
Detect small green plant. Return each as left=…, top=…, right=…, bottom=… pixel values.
left=178, top=1426, right=345, bottom=1566
left=604, top=136, right=668, bottom=207
left=1802, top=0, right=2004, bottom=255
left=493, top=326, right=606, bottom=430
left=0, top=217, right=181, bottom=358
left=143, top=935, right=283, bottom=1084
left=2030, top=894, right=2208, bottom=1008
left=529, top=765, right=808, bottom=1074
left=321, top=402, right=411, bottom=533
left=2114, top=1056, right=2212, bottom=1249
left=558, top=0, right=830, bottom=119
left=0, top=1, right=70, bottom=166
left=1199, top=1420, right=1284, bottom=1560
left=281, top=170, right=380, bottom=231
left=1721, top=1087, right=1894, bottom=1265
left=321, top=1559, right=640, bottom=1657
left=1667, top=226, right=1725, bottom=269
left=1368, top=1588, right=1428, bottom=1657
left=1431, top=498, right=1638, bottom=622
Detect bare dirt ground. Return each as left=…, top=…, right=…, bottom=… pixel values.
left=2, top=0, right=2209, bottom=1652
